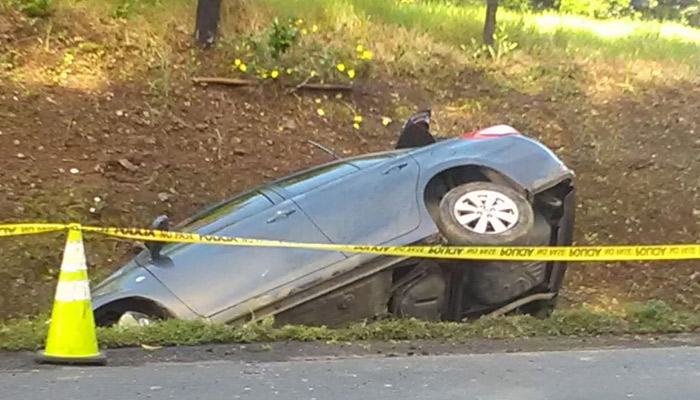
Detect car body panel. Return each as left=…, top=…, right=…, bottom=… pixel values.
left=144, top=199, right=345, bottom=317
left=91, top=260, right=199, bottom=320
left=411, top=136, right=572, bottom=196
left=288, top=152, right=422, bottom=251
left=92, top=126, right=576, bottom=324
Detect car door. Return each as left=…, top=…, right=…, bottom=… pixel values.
left=145, top=190, right=345, bottom=318
left=286, top=152, right=422, bottom=251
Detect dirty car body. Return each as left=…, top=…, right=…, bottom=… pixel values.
left=93, top=111, right=575, bottom=326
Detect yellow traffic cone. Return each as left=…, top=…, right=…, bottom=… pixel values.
left=37, top=224, right=106, bottom=365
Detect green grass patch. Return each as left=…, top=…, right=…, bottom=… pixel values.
left=255, top=0, right=700, bottom=63
left=21, top=0, right=700, bottom=65
left=1, top=300, right=697, bottom=351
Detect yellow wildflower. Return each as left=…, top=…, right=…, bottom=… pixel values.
left=312, top=24, right=319, bottom=33
left=314, top=98, right=322, bottom=104
left=286, top=68, right=293, bottom=75
left=353, top=115, right=363, bottom=123
left=316, top=108, right=325, bottom=116
left=239, top=63, right=248, bottom=72
left=295, top=18, right=304, bottom=26
left=381, top=117, right=392, bottom=126
left=270, top=69, right=280, bottom=79
left=347, top=69, right=356, bottom=79
left=234, top=59, right=242, bottom=66
left=359, top=50, right=373, bottom=60
left=310, top=70, right=318, bottom=77
left=336, top=63, right=346, bottom=72
left=356, top=44, right=364, bottom=53
left=353, top=123, right=360, bottom=130
left=301, top=28, right=308, bottom=35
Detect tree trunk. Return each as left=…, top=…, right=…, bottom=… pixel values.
left=195, top=0, right=222, bottom=47
left=483, top=0, right=499, bottom=46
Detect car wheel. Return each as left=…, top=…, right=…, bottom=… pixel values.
left=437, top=182, right=547, bottom=306
left=437, top=181, right=534, bottom=244
left=117, top=311, right=155, bottom=327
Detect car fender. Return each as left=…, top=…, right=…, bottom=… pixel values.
left=414, top=136, right=574, bottom=196
left=91, top=264, right=200, bottom=321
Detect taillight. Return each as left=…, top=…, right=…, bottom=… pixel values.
left=461, top=124, right=520, bottom=139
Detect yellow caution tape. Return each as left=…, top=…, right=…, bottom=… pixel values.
left=1, top=223, right=700, bottom=262
left=0, top=223, right=66, bottom=237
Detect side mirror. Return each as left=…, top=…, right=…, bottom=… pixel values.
left=404, top=109, right=431, bottom=131
left=145, top=215, right=169, bottom=259
left=396, top=109, right=436, bottom=149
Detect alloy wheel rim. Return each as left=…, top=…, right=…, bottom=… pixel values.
left=453, top=189, right=519, bottom=234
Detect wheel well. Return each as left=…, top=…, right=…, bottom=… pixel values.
left=423, top=165, right=518, bottom=224
left=94, top=297, right=172, bottom=326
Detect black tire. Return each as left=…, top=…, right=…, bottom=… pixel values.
left=436, top=182, right=546, bottom=306
left=437, top=181, right=534, bottom=245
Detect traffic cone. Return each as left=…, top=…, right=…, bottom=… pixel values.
left=37, top=224, right=106, bottom=365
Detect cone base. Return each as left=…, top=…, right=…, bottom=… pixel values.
left=36, top=351, right=107, bottom=366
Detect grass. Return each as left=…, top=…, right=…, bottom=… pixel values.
left=250, top=0, right=700, bottom=64
left=11, top=0, right=700, bottom=66
left=3, top=0, right=698, bottom=93
left=1, top=300, right=697, bottom=351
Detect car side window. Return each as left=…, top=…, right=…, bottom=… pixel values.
left=160, top=191, right=273, bottom=255
left=346, top=150, right=409, bottom=169
left=175, top=190, right=273, bottom=232
left=276, top=162, right=358, bottom=196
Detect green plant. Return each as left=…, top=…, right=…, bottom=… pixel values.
left=464, top=25, right=519, bottom=60
left=146, top=46, right=173, bottom=102
left=14, top=0, right=51, bottom=17
left=501, top=0, right=532, bottom=12
left=113, top=0, right=134, bottom=19
left=559, top=0, right=631, bottom=18
left=268, top=17, right=300, bottom=58
left=682, top=4, right=700, bottom=26
left=627, top=299, right=673, bottom=323
left=489, top=26, right=519, bottom=58
left=112, top=0, right=164, bottom=19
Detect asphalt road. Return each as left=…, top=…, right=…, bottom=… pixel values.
left=3, top=346, right=700, bottom=400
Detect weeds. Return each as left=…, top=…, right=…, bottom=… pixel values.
left=149, top=46, right=172, bottom=101
left=13, top=0, right=51, bottom=17
left=268, top=17, right=301, bottom=58
left=464, top=26, right=520, bottom=60
left=112, top=0, right=133, bottom=19
left=1, top=301, right=698, bottom=351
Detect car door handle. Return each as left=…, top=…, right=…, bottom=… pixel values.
left=382, top=162, right=409, bottom=175
left=267, top=209, right=296, bottom=224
